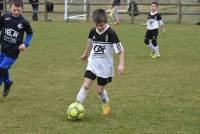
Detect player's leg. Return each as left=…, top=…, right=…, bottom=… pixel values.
left=144, top=30, right=155, bottom=55
left=32, top=2, right=39, bottom=21
left=111, top=5, right=119, bottom=24
left=0, top=53, right=6, bottom=85
left=151, top=29, right=160, bottom=58
left=76, top=70, right=96, bottom=104
left=96, top=77, right=112, bottom=116
left=0, top=56, right=16, bottom=97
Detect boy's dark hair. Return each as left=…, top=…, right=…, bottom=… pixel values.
left=10, top=0, right=23, bottom=8
left=152, top=1, right=158, bottom=6
left=92, top=9, right=107, bottom=24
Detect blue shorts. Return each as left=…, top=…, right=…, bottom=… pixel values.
left=0, top=53, right=16, bottom=69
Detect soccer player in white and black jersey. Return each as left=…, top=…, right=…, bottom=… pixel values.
left=144, top=1, right=165, bottom=58
left=75, top=9, right=125, bottom=116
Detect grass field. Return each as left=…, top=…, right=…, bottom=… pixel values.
left=0, top=22, right=199, bottom=134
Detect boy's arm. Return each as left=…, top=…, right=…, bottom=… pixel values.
left=117, top=50, right=125, bottom=76
left=111, top=31, right=125, bottom=76
left=113, top=42, right=125, bottom=76
left=19, top=33, right=33, bottom=51
left=160, top=23, right=166, bottom=33
left=0, top=15, right=4, bottom=31
left=80, top=39, right=92, bottom=61
left=158, top=14, right=166, bottom=33
left=19, top=21, right=33, bottom=51
left=24, top=33, right=33, bottom=47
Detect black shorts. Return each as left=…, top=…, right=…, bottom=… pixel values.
left=84, top=70, right=112, bottom=86
left=145, top=29, right=158, bottom=40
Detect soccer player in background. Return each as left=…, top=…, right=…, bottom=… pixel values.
left=0, top=0, right=33, bottom=97
left=110, top=0, right=120, bottom=25
left=144, top=1, right=165, bottom=58
left=29, top=0, right=39, bottom=21
left=75, top=9, right=125, bottom=116
left=0, top=0, right=3, bottom=17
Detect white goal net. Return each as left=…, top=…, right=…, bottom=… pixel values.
left=64, top=0, right=87, bottom=21
left=64, top=0, right=130, bottom=21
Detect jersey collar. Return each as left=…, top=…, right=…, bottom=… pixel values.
left=96, top=24, right=110, bottom=35
left=150, top=11, right=158, bottom=15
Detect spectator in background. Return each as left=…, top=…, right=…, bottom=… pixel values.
left=46, top=1, right=54, bottom=21
left=0, top=0, right=3, bottom=17
left=29, top=0, right=39, bottom=21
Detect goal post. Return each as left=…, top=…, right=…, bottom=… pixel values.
left=64, top=0, right=130, bottom=21
left=64, top=0, right=87, bottom=21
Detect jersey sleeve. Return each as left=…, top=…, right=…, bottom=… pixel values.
left=111, top=31, right=120, bottom=43
left=0, top=15, right=4, bottom=31
left=88, top=28, right=95, bottom=40
left=24, top=20, right=33, bottom=35
left=113, top=42, right=124, bottom=54
left=157, top=14, right=162, bottom=20
left=111, top=31, right=124, bottom=54
left=88, top=28, right=95, bottom=46
left=23, top=20, right=33, bottom=46
left=147, top=13, right=150, bottom=20
left=157, top=14, right=164, bottom=26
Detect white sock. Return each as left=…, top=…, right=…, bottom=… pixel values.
left=154, top=46, right=160, bottom=55
left=99, top=90, right=109, bottom=103
left=147, top=43, right=155, bottom=52
left=76, top=86, right=88, bottom=104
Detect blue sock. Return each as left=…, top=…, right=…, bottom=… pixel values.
left=4, top=70, right=12, bottom=85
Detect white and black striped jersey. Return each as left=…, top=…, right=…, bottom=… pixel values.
left=87, top=24, right=124, bottom=78
left=146, top=12, right=164, bottom=30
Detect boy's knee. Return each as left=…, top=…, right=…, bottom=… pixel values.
left=152, top=39, right=157, bottom=46
left=82, top=83, right=91, bottom=90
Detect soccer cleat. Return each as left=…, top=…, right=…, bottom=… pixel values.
left=3, top=81, right=13, bottom=97
left=150, top=54, right=160, bottom=59
left=150, top=51, right=155, bottom=57
left=102, top=103, right=111, bottom=116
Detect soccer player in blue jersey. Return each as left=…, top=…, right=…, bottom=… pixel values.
left=0, top=0, right=33, bottom=97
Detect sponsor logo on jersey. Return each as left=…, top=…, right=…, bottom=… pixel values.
left=5, top=18, right=11, bottom=21
left=4, top=28, right=19, bottom=43
left=5, top=28, right=19, bottom=38
left=17, top=23, right=23, bottom=29
left=94, top=45, right=105, bottom=55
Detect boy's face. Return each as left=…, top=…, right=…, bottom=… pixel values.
left=151, top=4, right=158, bottom=12
left=11, top=4, right=22, bottom=17
left=95, top=23, right=106, bottom=32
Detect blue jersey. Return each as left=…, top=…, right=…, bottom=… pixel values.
left=0, top=13, right=33, bottom=58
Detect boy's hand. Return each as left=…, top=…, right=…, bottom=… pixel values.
left=163, top=29, right=166, bottom=33
left=19, top=44, right=26, bottom=51
left=141, top=22, right=147, bottom=26
left=80, top=54, right=88, bottom=61
left=117, top=64, right=124, bottom=76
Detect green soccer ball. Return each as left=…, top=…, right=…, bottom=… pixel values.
left=67, top=102, right=85, bottom=121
